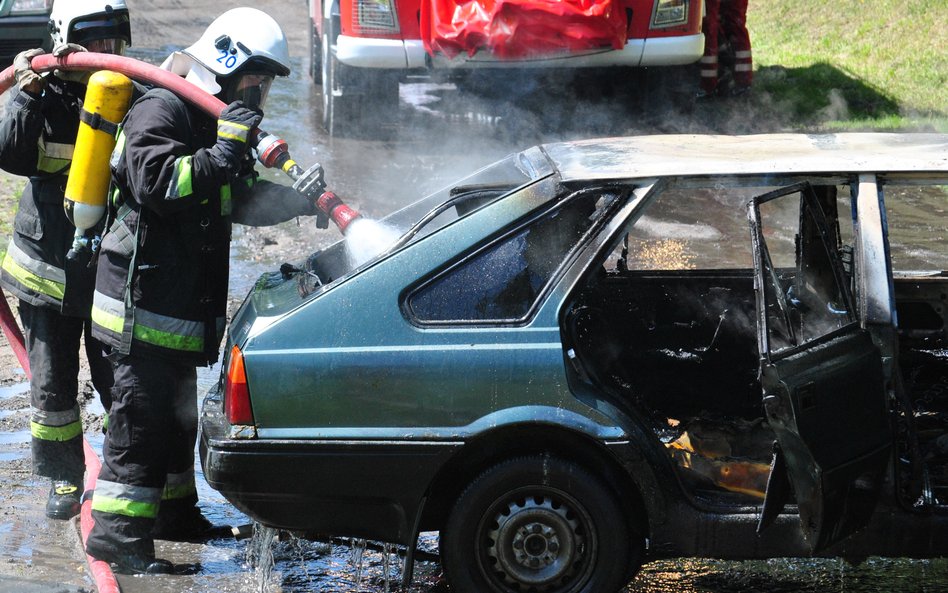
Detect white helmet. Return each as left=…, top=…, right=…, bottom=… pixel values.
left=48, top=0, right=131, bottom=50
left=183, top=8, right=290, bottom=79
left=163, top=8, right=290, bottom=109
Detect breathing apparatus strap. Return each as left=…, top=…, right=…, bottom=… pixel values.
left=115, top=201, right=139, bottom=357
left=78, top=108, right=121, bottom=138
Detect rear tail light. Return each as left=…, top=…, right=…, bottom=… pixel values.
left=224, top=345, right=254, bottom=425
left=651, top=0, right=689, bottom=28
left=353, top=0, right=400, bottom=35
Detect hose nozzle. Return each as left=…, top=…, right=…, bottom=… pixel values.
left=316, top=191, right=361, bottom=235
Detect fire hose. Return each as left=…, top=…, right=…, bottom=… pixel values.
left=0, top=53, right=362, bottom=590
left=0, top=51, right=362, bottom=373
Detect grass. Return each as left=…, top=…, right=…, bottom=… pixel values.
left=747, top=0, right=947, bottom=130
left=0, top=171, right=22, bottom=252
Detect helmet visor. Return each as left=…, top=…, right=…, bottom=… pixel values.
left=230, top=73, right=274, bottom=111
left=84, top=38, right=128, bottom=55
left=69, top=12, right=132, bottom=48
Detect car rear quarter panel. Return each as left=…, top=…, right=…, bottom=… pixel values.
left=243, top=176, right=621, bottom=439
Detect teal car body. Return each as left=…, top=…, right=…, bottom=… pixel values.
left=201, top=133, right=948, bottom=593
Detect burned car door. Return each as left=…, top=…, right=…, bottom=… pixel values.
left=748, top=182, right=893, bottom=552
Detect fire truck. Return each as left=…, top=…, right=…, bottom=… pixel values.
left=307, top=0, right=704, bottom=135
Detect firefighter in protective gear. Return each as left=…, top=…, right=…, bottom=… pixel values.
left=0, top=0, right=132, bottom=522
left=85, top=8, right=320, bottom=575
left=698, top=0, right=753, bottom=98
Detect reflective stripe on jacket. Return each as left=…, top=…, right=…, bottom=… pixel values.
left=0, top=80, right=85, bottom=312
left=91, top=88, right=240, bottom=366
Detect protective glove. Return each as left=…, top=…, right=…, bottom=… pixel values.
left=51, top=43, right=92, bottom=83
left=13, top=48, right=45, bottom=94
left=52, top=43, right=87, bottom=58
left=206, top=101, right=263, bottom=180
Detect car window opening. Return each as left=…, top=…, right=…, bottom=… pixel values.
left=407, top=188, right=621, bottom=324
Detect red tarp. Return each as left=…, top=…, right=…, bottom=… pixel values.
left=421, top=0, right=628, bottom=59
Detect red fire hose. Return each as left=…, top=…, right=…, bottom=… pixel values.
left=0, top=52, right=361, bottom=371
left=81, top=439, right=122, bottom=593
left=0, top=53, right=238, bottom=378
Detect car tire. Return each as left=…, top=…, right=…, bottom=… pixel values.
left=320, top=15, right=399, bottom=138
left=441, top=455, right=637, bottom=593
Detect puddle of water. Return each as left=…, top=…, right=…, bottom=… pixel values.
left=0, top=429, right=30, bottom=462
left=0, top=381, right=29, bottom=400
left=0, top=429, right=29, bottom=446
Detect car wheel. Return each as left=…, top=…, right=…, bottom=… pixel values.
left=320, top=15, right=399, bottom=138
left=309, top=16, right=322, bottom=85
left=442, top=456, right=637, bottom=593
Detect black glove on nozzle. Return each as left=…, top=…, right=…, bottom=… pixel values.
left=207, top=100, right=263, bottom=181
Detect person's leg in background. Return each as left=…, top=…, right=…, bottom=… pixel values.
left=722, top=0, right=753, bottom=94
left=21, top=301, right=87, bottom=519
left=698, top=0, right=722, bottom=98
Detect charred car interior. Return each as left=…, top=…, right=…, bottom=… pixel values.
left=564, top=176, right=948, bottom=538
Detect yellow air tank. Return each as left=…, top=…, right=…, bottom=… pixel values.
left=65, top=70, right=134, bottom=236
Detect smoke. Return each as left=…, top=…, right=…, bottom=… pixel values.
left=818, top=88, right=850, bottom=121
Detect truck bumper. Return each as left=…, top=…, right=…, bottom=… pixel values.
left=336, top=32, right=704, bottom=70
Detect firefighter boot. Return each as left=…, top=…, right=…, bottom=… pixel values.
left=88, top=547, right=175, bottom=575
left=46, top=480, right=82, bottom=520
left=111, top=555, right=175, bottom=575
left=152, top=506, right=231, bottom=542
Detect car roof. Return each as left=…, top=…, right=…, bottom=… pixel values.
left=542, top=133, right=948, bottom=182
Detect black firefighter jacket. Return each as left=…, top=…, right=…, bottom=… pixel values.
left=0, top=76, right=98, bottom=317
left=91, top=87, right=316, bottom=366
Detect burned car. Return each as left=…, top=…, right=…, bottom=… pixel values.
left=200, top=133, right=948, bottom=593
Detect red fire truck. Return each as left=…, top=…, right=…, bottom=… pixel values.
left=308, top=0, right=704, bottom=135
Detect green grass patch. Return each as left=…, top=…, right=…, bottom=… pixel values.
left=0, top=171, right=24, bottom=246
left=747, top=0, right=947, bottom=130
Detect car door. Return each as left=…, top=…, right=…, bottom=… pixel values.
left=748, top=181, right=893, bottom=552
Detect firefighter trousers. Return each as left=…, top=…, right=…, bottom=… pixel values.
left=86, top=353, right=199, bottom=561
left=700, top=0, right=753, bottom=94
left=20, top=300, right=113, bottom=484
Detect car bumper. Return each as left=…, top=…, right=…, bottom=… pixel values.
left=336, top=33, right=704, bottom=70
left=0, top=14, right=52, bottom=65
left=199, top=391, right=461, bottom=544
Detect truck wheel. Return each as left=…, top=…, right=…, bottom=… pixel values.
left=442, top=456, right=638, bottom=593
left=309, top=17, right=322, bottom=84
left=320, top=17, right=399, bottom=138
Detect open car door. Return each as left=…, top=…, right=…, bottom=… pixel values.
left=749, top=182, right=893, bottom=553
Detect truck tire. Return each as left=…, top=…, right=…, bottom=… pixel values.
left=320, top=15, right=399, bottom=138
left=441, top=455, right=639, bottom=593
left=309, top=16, right=322, bottom=84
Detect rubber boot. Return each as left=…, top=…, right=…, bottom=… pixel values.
left=85, top=540, right=175, bottom=575
left=152, top=506, right=231, bottom=542
left=46, top=480, right=82, bottom=520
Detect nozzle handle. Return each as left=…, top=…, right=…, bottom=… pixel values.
left=291, top=162, right=327, bottom=199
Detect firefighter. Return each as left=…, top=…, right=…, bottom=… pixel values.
left=0, top=0, right=132, bottom=522
left=84, top=8, right=322, bottom=574
left=698, top=0, right=753, bottom=98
